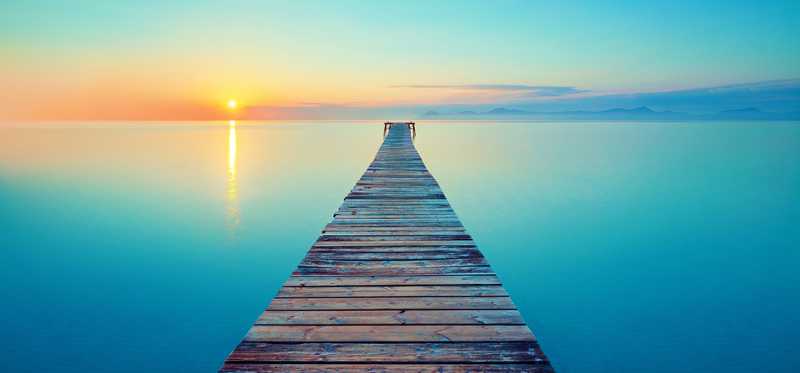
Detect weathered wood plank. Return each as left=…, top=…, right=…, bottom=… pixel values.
left=304, top=250, right=483, bottom=261
left=276, top=285, right=507, bottom=298
left=221, top=363, right=552, bottom=373
left=330, top=215, right=460, bottom=221
left=324, top=229, right=466, bottom=234
left=323, top=222, right=466, bottom=228
left=299, top=258, right=489, bottom=268
left=330, top=218, right=462, bottom=223
left=312, top=240, right=475, bottom=247
left=284, top=275, right=502, bottom=287
left=317, top=235, right=473, bottom=241
left=245, top=325, right=536, bottom=342
left=226, top=342, right=545, bottom=362
left=308, top=246, right=478, bottom=253
left=319, top=233, right=470, bottom=238
left=267, top=296, right=516, bottom=310
left=256, top=310, right=524, bottom=325
left=293, top=265, right=494, bottom=276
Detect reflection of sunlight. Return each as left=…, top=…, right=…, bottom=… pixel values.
left=228, top=120, right=237, bottom=175
left=226, top=120, right=240, bottom=237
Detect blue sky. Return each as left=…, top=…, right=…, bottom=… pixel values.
left=1, top=0, right=798, bottom=119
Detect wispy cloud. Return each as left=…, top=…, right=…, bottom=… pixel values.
left=242, top=79, right=800, bottom=119
left=530, top=78, right=800, bottom=113
left=393, top=84, right=588, bottom=97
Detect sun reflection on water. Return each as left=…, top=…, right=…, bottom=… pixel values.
left=226, top=120, right=240, bottom=237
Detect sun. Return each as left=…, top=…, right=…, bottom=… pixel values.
left=227, top=99, right=238, bottom=109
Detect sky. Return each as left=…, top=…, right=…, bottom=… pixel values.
left=1, top=0, right=798, bottom=120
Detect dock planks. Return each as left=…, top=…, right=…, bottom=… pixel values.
left=220, top=123, right=553, bottom=372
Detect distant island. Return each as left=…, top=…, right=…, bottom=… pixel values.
left=421, top=106, right=800, bottom=121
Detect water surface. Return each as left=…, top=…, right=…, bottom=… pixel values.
left=1, top=121, right=798, bottom=372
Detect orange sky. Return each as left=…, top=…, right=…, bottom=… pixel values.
left=2, top=1, right=797, bottom=121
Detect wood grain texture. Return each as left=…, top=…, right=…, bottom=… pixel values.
left=255, top=310, right=525, bottom=325
left=225, top=342, right=547, bottom=362
left=267, top=296, right=516, bottom=311
left=219, top=123, right=554, bottom=372
left=276, top=285, right=508, bottom=298
left=304, top=250, right=483, bottom=260
left=221, top=363, right=553, bottom=373
left=293, top=265, right=495, bottom=276
left=245, top=325, right=537, bottom=342
left=284, top=275, right=502, bottom=287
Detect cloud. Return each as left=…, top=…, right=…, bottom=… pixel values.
left=526, top=78, right=800, bottom=113
left=393, top=83, right=588, bottom=97
left=244, top=79, right=800, bottom=119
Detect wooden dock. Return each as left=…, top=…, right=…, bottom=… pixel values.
left=220, top=122, right=554, bottom=372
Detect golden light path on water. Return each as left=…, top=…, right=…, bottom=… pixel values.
left=226, top=120, right=240, bottom=237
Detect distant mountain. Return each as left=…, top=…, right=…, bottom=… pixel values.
left=601, top=106, right=654, bottom=114
left=486, top=107, right=529, bottom=115
left=421, top=106, right=800, bottom=121
left=720, top=107, right=761, bottom=114
left=422, top=106, right=689, bottom=120
left=711, top=107, right=800, bottom=120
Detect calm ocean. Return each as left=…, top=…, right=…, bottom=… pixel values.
left=1, top=121, right=797, bottom=372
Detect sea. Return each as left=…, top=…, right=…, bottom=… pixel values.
left=1, top=120, right=797, bottom=372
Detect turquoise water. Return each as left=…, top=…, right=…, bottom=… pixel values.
left=1, top=121, right=798, bottom=372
